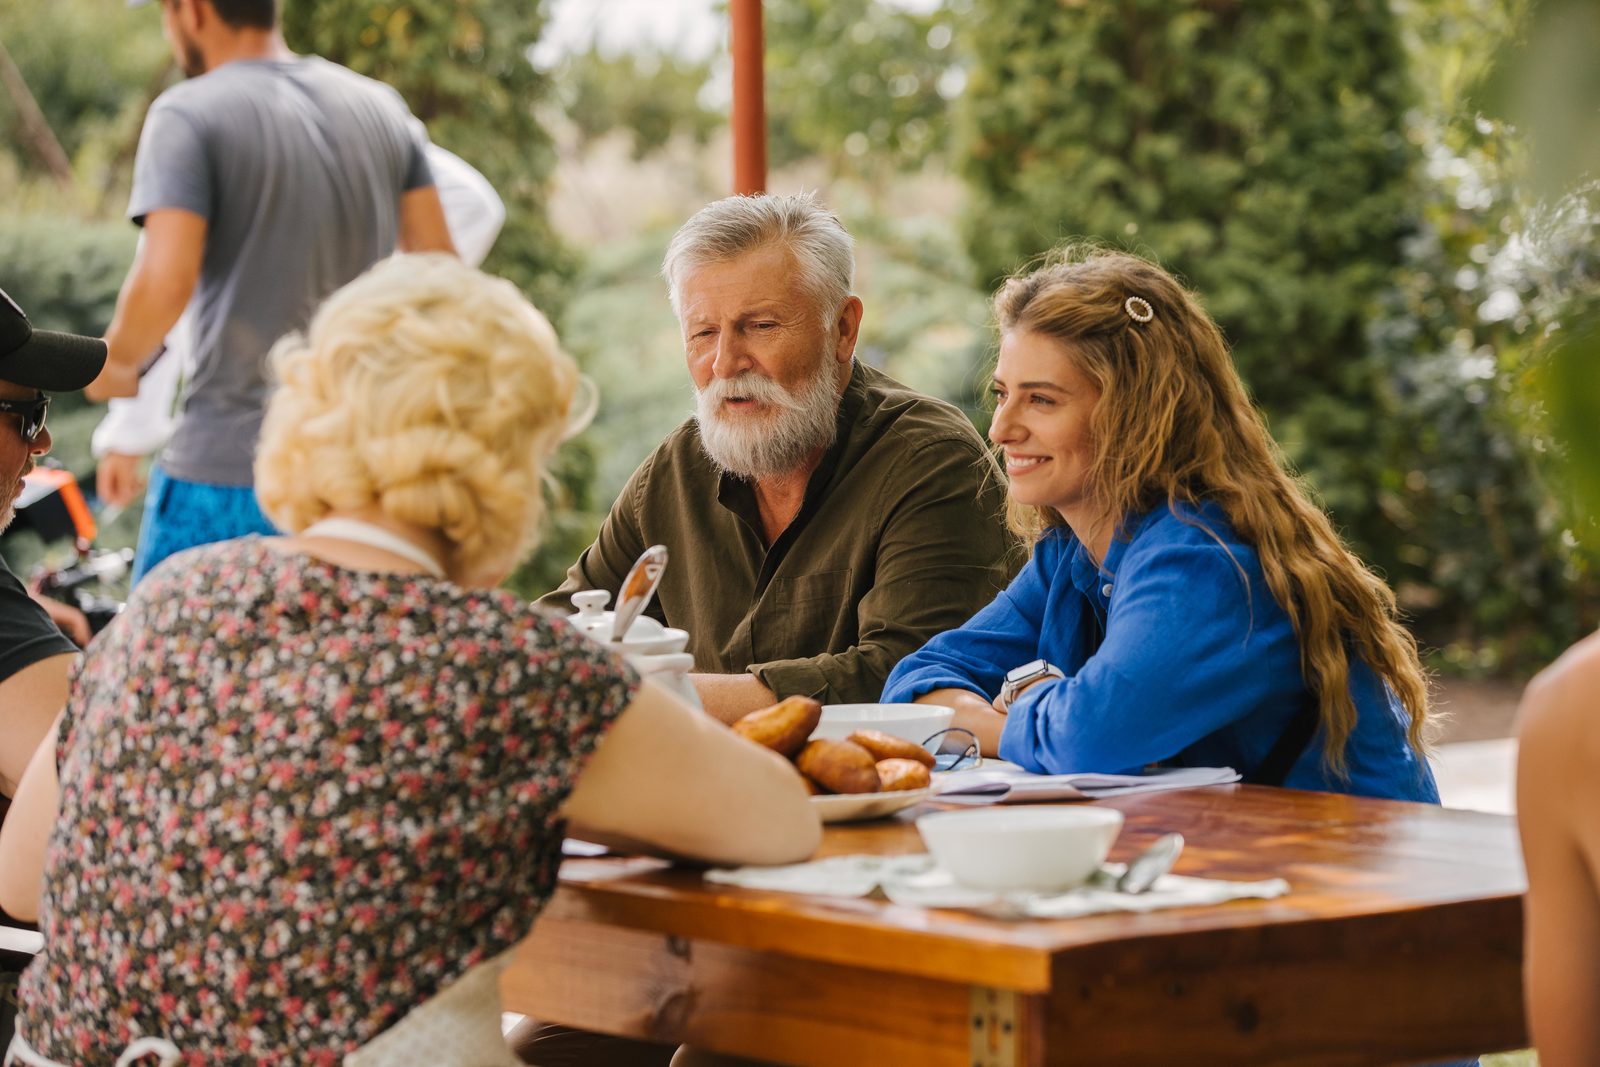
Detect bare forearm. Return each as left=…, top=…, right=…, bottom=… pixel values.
left=90, top=209, right=205, bottom=401
left=104, top=266, right=190, bottom=377
left=0, top=654, right=73, bottom=796
left=561, top=680, right=821, bottom=867
left=0, top=718, right=61, bottom=921
left=916, top=686, right=1007, bottom=756
left=691, top=672, right=779, bottom=725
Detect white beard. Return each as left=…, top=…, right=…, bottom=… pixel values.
left=0, top=480, right=17, bottom=534
left=694, top=361, right=841, bottom=481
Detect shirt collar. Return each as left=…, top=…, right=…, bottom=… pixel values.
left=1066, top=508, right=1150, bottom=602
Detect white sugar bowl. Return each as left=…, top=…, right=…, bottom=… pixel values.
left=567, top=590, right=699, bottom=708
left=568, top=589, right=689, bottom=656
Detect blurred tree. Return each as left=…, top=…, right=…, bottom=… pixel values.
left=1368, top=158, right=1600, bottom=672
left=0, top=0, right=172, bottom=209
left=762, top=0, right=964, bottom=177
left=1366, top=0, right=1600, bottom=672
left=958, top=0, right=1600, bottom=674
left=281, top=0, right=574, bottom=314
left=1475, top=0, right=1600, bottom=521
left=0, top=218, right=135, bottom=337
left=0, top=217, right=136, bottom=425
left=555, top=47, right=720, bottom=160
left=542, top=0, right=966, bottom=178
left=960, top=0, right=1418, bottom=555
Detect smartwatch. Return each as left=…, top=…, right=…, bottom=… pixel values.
left=998, top=659, right=1065, bottom=711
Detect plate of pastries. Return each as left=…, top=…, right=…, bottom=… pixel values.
left=731, top=697, right=936, bottom=823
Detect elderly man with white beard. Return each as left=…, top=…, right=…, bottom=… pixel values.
left=540, top=193, right=1013, bottom=724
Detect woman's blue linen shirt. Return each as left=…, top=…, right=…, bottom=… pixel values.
left=882, top=502, right=1439, bottom=802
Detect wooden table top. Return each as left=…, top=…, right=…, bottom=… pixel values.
left=541, top=784, right=1526, bottom=995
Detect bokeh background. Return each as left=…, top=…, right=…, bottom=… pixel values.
left=2, top=0, right=1596, bottom=690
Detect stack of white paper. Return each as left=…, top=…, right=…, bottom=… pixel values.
left=934, top=766, right=1240, bottom=804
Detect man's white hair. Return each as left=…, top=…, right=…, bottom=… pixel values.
left=662, top=193, right=856, bottom=323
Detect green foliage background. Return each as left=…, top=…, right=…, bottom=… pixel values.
left=3, top=0, right=1596, bottom=678
left=554, top=49, right=721, bottom=161
left=761, top=0, right=960, bottom=177
left=957, top=0, right=1600, bottom=671
left=960, top=0, right=1416, bottom=546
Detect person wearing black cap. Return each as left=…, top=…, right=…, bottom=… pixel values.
left=0, top=288, right=107, bottom=799
left=0, top=285, right=106, bottom=1052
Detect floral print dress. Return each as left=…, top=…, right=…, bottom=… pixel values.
left=15, top=538, right=637, bottom=1065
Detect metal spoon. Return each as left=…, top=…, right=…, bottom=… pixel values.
left=609, top=544, right=669, bottom=643
left=1116, top=833, right=1184, bottom=894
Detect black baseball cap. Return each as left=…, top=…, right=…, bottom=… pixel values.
left=0, top=287, right=109, bottom=392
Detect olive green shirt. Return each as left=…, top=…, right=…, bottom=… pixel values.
left=540, top=362, right=1016, bottom=703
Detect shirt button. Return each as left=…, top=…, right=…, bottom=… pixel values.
left=1101, top=583, right=1113, bottom=598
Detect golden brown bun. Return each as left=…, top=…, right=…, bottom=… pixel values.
left=847, top=729, right=935, bottom=769
left=796, top=739, right=882, bottom=795
left=731, top=696, right=823, bottom=759
left=874, top=758, right=932, bottom=792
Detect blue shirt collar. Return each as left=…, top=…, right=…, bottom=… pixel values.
left=1064, top=510, right=1152, bottom=603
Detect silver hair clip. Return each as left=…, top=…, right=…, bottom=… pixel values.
left=1124, top=296, right=1154, bottom=323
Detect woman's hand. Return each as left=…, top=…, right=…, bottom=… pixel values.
left=991, top=673, right=1061, bottom=714
left=914, top=688, right=1007, bottom=757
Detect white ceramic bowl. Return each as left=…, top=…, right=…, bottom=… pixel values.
left=812, top=703, right=955, bottom=754
left=916, top=806, right=1124, bottom=892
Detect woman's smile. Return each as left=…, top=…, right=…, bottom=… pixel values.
left=1004, top=453, right=1050, bottom=474
left=989, top=329, right=1101, bottom=523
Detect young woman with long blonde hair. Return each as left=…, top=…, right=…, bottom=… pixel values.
left=885, top=245, right=1437, bottom=800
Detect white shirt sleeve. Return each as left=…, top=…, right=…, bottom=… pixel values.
left=89, top=306, right=189, bottom=460
left=426, top=145, right=506, bottom=268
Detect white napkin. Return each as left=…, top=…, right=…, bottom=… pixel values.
left=705, top=854, right=934, bottom=897
left=704, top=855, right=1288, bottom=918
left=881, top=862, right=1289, bottom=917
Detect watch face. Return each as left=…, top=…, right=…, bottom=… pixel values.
left=1006, top=659, right=1048, bottom=685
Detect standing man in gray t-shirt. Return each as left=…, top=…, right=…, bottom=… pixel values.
left=85, top=0, right=455, bottom=582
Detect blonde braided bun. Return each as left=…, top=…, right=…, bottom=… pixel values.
left=255, top=254, right=578, bottom=578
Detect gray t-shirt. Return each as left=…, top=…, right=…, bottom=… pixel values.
left=128, top=56, right=432, bottom=486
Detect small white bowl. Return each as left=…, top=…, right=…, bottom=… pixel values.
left=916, top=806, right=1124, bottom=892
left=812, top=703, right=954, bottom=754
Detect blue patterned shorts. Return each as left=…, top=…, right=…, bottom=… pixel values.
left=130, top=466, right=279, bottom=586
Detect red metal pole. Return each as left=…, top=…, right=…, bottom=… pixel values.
left=730, top=0, right=767, bottom=195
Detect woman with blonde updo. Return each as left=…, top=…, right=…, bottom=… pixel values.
left=0, top=254, right=819, bottom=1066
left=885, top=245, right=1440, bottom=802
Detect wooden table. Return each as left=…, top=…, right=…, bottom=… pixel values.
left=503, top=785, right=1526, bottom=1066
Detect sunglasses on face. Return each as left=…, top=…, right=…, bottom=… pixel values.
left=0, top=394, right=49, bottom=444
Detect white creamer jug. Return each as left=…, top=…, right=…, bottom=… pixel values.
left=567, top=590, right=702, bottom=709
